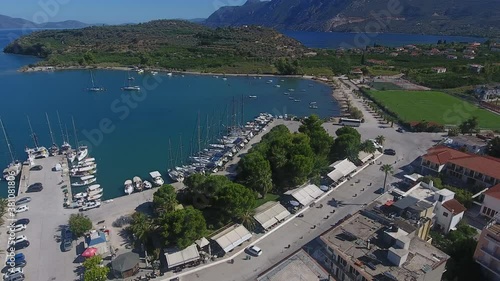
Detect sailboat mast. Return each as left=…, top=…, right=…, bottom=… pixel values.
left=197, top=111, right=201, bottom=157
left=64, top=125, right=70, bottom=145
left=26, top=116, right=39, bottom=148
left=90, top=71, right=96, bottom=87
left=179, top=134, right=183, bottom=166
left=72, top=117, right=79, bottom=149
left=168, top=138, right=173, bottom=169
left=45, top=113, right=56, bottom=145
left=0, top=118, right=15, bottom=162
left=241, top=94, right=244, bottom=127
left=56, top=111, right=66, bottom=144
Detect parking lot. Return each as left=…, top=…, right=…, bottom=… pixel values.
left=2, top=156, right=79, bottom=281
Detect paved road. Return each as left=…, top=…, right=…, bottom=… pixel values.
left=178, top=78, right=442, bottom=281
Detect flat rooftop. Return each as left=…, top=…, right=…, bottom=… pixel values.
left=319, top=212, right=449, bottom=281
left=257, top=249, right=330, bottom=281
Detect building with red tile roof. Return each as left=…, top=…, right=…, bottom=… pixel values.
left=421, top=146, right=500, bottom=188
left=481, top=184, right=500, bottom=219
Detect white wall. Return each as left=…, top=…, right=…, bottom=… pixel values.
left=449, top=212, right=464, bottom=232
left=481, top=195, right=500, bottom=218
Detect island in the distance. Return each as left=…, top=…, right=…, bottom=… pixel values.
left=4, top=20, right=309, bottom=75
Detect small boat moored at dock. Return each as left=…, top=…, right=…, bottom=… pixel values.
left=72, top=175, right=96, bottom=187
left=149, top=171, right=164, bottom=186
left=124, top=180, right=133, bottom=195
left=133, top=176, right=143, bottom=192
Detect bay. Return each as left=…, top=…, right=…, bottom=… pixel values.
left=0, top=30, right=338, bottom=199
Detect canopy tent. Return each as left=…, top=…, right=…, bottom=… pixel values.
left=284, top=184, right=323, bottom=206
left=327, top=159, right=357, bottom=182
left=165, top=244, right=200, bottom=269
left=195, top=237, right=210, bottom=249
left=212, top=225, right=252, bottom=253
left=111, top=252, right=140, bottom=279
left=254, top=201, right=291, bottom=230
left=358, top=151, right=374, bottom=164
left=82, top=247, right=97, bottom=258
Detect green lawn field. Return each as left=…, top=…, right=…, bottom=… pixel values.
left=367, top=90, right=500, bottom=130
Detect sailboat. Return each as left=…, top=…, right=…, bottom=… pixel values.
left=72, top=117, right=88, bottom=163
left=1, top=118, right=21, bottom=180
left=57, top=111, right=71, bottom=153
left=122, top=72, right=140, bottom=91
left=167, top=138, right=184, bottom=183
left=45, top=113, right=59, bottom=156
left=25, top=116, right=49, bottom=159
left=87, top=71, right=105, bottom=92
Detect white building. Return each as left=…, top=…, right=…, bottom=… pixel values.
left=433, top=189, right=466, bottom=234
left=481, top=183, right=500, bottom=218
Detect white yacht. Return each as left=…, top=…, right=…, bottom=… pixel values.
left=87, top=184, right=102, bottom=194
left=149, top=171, right=164, bottom=186
left=70, top=164, right=97, bottom=174
left=81, top=200, right=101, bottom=211
left=143, top=180, right=152, bottom=189
left=133, top=176, right=143, bottom=192
left=168, top=169, right=184, bottom=183
left=122, top=85, right=141, bottom=91
left=166, top=72, right=173, bottom=77
left=73, top=192, right=87, bottom=199
left=124, top=180, right=133, bottom=195
left=71, top=175, right=96, bottom=187
left=77, top=146, right=88, bottom=162
left=88, top=193, right=103, bottom=201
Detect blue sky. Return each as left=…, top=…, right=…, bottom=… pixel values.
left=1, top=0, right=247, bottom=24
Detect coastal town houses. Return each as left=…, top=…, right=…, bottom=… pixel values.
left=473, top=215, right=500, bottom=281
left=314, top=211, right=449, bottom=281
left=420, top=146, right=500, bottom=188
left=475, top=85, right=500, bottom=102
left=481, top=184, right=500, bottom=219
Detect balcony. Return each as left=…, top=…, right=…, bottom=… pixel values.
left=481, top=247, right=500, bottom=262
left=476, top=258, right=500, bottom=277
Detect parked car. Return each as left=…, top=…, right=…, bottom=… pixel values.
left=10, top=235, right=27, bottom=245
left=26, top=185, right=43, bottom=192
left=8, top=224, right=26, bottom=234
left=3, top=271, right=25, bottom=281
left=384, top=149, right=396, bottom=156
left=63, top=239, right=73, bottom=252
left=14, top=241, right=30, bottom=251
left=15, top=197, right=31, bottom=206
left=29, top=165, right=43, bottom=171
left=14, top=205, right=29, bottom=214
left=63, top=228, right=73, bottom=240
left=396, top=127, right=405, bottom=133
left=5, top=259, right=27, bottom=268
left=6, top=267, right=23, bottom=275
left=14, top=219, right=30, bottom=226
left=247, top=245, right=263, bottom=256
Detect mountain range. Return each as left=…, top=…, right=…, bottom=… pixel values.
left=205, top=0, right=500, bottom=37
left=0, top=14, right=89, bottom=29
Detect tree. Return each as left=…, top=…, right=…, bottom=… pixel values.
left=216, top=183, right=256, bottom=219
left=159, top=206, right=207, bottom=249
left=129, top=212, right=153, bottom=244
left=375, top=135, right=386, bottom=146
left=237, top=152, right=273, bottom=196
left=330, top=134, right=361, bottom=162
left=359, top=140, right=376, bottom=154
left=83, top=52, right=95, bottom=64
left=380, top=164, right=394, bottom=192
left=335, top=127, right=361, bottom=140
left=153, top=184, right=178, bottom=213
left=68, top=214, right=92, bottom=237
left=487, top=136, right=500, bottom=158
left=238, top=209, right=256, bottom=231
left=298, top=115, right=334, bottom=158
left=459, top=116, right=479, bottom=135
left=448, top=127, right=460, bottom=137
left=83, top=256, right=109, bottom=281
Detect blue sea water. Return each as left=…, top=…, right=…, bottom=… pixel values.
left=0, top=30, right=338, bottom=199
left=283, top=31, right=486, bottom=49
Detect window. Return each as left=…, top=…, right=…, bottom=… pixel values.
left=443, top=212, right=449, bottom=217
left=438, top=195, right=444, bottom=202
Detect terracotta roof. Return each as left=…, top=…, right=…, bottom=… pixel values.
left=442, top=199, right=467, bottom=215
left=448, top=155, right=500, bottom=180
left=422, top=145, right=469, bottom=165
left=484, top=184, right=500, bottom=200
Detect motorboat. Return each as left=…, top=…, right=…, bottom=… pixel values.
left=73, top=192, right=87, bottom=199
left=167, top=72, right=173, bottom=77
left=87, top=184, right=101, bottom=193
left=248, top=95, right=257, bottom=99
left=294, top=99, right=301, bottom=102
left=310, top=101, right=317, bottom=105
left=2, top=161, right=21, bottom=181
left=70, top=169, right=97, bottom=178
left=73, top=160, right=95, bottom=169
left=77, top=146, right=88, bottom=162
left=67, top=150, right=77, bottom=163
left=136, top=69, right=144, bottom=74
left=275, top=85, right=281, bottom=88
left=81, top=157, right=95, bottom=164
left=124, top=180, right=133, bottom=195
left=149, top=171, right=164, bottom=186
left=309, top=105, right=319, bottom=109
left=80, top=200, right=101, bottom=211
left=143, top=181, right=152, bottom=189
left=267, top=80, right=273, bottom=84
left=168, top=169, right=184, bottom=183
left=150, top=71, right=158, bottom=75
left=222, top=77, right=227, bottom=81
left=88, top=193, right=103, bottom=201
left=71, top=175, right=96, bottom=187
left=133, top=176, right=143, bottom=192
left=70, top=164, right=97, bottom=174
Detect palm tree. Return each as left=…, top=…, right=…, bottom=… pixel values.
left=380, top=164, right=394, bottom=192
left=238, top=209, right=256, bottom=231
left=375, top=135, right=386, bottom=146
left=129, top=212, right=153, bottom=244
left=360, top=140, right=377, bottom=154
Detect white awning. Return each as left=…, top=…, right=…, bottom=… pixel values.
left=284, top=184, right=323, bottom=206
left=195, top=237, right=209, bottom=248
left=327, top=159, right=357, bottom=182
left=164, top=244, right=200, bottom=268
left=358, top=151, right=373, bottom=163
left=254, top=202, right=291, bottom=230
left=212, top=225, right=252, bottom=253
